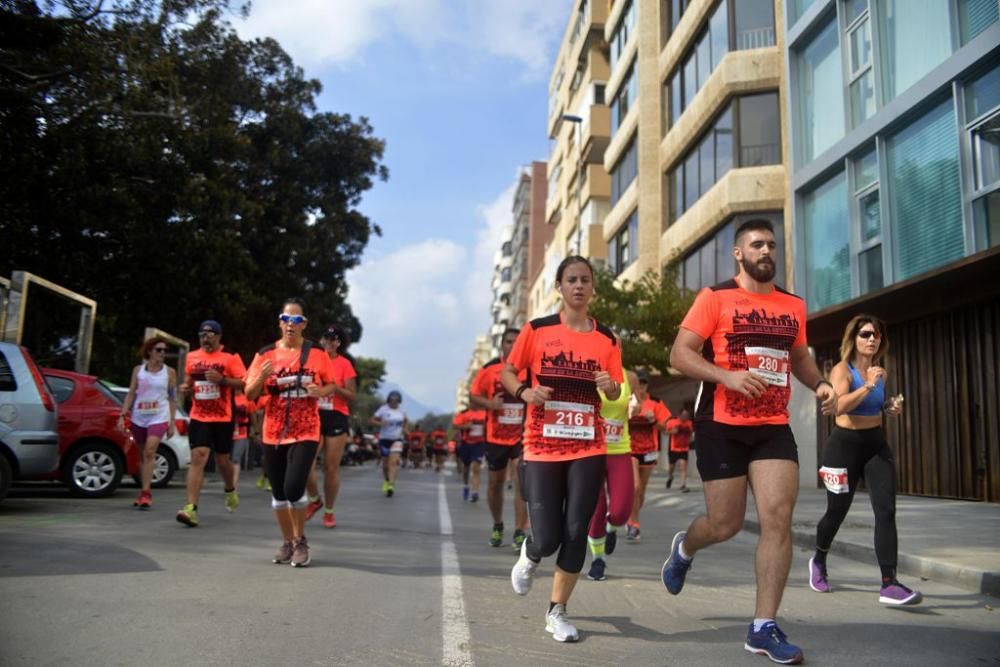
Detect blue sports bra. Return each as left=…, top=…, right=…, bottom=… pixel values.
left=847, top=363, right=884, bottom=416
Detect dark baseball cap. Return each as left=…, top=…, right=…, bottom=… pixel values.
left=199, top=320, right=222, bottom=334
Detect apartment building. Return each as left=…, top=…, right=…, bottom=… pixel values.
left=785, top=0, right=1000, bottom=501
left=455, top=335, right=493, bottom=411
left=529, top=0, right=614, bottom=319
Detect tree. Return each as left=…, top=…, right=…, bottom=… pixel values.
left=0, top=0, right=388, bottom=379
left=588, top=264, right=695, bottom=373
left=417, top=412, right=455, bottom=434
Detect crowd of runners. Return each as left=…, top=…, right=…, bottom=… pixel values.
left=117, top=218, right=920, bottom=664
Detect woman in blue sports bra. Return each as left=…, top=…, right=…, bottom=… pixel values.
left=808, top=315, right=920, bottom=606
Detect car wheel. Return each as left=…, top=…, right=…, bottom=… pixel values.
left=150, top=446, right=177, bottom=488
left=0, top=455, right=11, bottom=503
left=63, top=442, right=123, bottom=498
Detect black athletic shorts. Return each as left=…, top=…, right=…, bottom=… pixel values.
left=632, top=451, right=659, bottom=466
left=694, top=421, right=798, bottom=481
left=189, top=420, right=234, bottom=455
left=668, top=450, right=689, bottom=463
left=485, top=442, right=522, bottom=472
left=320, top=410, right=350, bottom=437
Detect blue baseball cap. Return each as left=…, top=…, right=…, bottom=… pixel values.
left=199, top=320, right=222, bottom=334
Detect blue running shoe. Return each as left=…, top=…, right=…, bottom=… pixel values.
left=661, top=531, right=692, bottom=594
left=744, top=621, right=804, bottom=664
left=462, top=486, right=469, bottom=502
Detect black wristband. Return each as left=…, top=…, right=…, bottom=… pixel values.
left=814, top=379, right=833, bottom=391
left=514, top=384, right=529, bottom=400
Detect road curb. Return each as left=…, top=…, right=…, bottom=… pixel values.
left=743, top=519, right=1000, bottom=598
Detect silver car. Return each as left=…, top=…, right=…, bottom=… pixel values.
left=0, top=342, right=60, bottom=502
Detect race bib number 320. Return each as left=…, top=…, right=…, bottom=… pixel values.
left=819, top=466, right=849, bottom=494
left=746, top=346, right=790, bottom=387
left=194, top=381, right=220, bottom=401
left=498, top=403, right=525, bottom=425
left=542, top=401, right=595, bottom=440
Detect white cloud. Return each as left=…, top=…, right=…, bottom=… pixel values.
left=234, top=0, right=565, bottom=76
left=346, top=182, right=516, bottom=411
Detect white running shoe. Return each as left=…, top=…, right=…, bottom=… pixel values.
left=511, top=535, right=539, bottom=595
left=545, top=604, right=579, bottom=642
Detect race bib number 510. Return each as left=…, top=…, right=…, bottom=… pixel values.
left=542, top=401, right=595, bottom=440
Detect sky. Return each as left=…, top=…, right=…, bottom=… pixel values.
left=235, top=1, right=568, bottom=413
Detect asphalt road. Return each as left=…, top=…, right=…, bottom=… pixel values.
left=1, top=463, right=997, bottom=666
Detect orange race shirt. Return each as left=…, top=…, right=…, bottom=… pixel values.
left=246, top=343, right=334, bottom=445
left=461, top=409, right=486, bottom=444
left=408, top=430, right=426, bottom=448
left=429, top=429, right=449, bottom=451
left=316, top=354, right=357, bottom=416
left=681, top=279, right=807, bottom=426
left=506, top=313, right=623, bottom=462
left=471, top=358, right=527, bottom=446
left=185, top=347, right=247, bottom=423
left=232, top=393, right=257, bottom=440
left=629, top=397, right=671, bottom=455
left=667, top=418, right=694, bottom=452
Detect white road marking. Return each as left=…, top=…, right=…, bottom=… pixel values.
left=439, top=479, right=474, bottom=666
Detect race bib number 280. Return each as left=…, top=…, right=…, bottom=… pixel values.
left=746, top=346, right=790, bottom=387
left=542, top=401, right=595, bottom=440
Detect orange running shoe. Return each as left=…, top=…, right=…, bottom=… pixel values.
left=323, top=511, right=336, bottom=529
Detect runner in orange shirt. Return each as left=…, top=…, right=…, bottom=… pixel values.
left=230, top=389, right=257, bottom=494
left=245, top=298, right=336, bottom=568
left=660, top=219, right=836, bottom=664
left=470, top=327, right=528, bottom=550
left=503, top=256, right=623, bottom=643
left=625, top=370, right=671, bottom=542
left=407, top=428, right=426, bottom=468
left=176, top=320, right=247, bottom=527
left=665, top=408, right=694, bottom=492
left=304, top=325, right=357, bottom=529
left=456, top=407, right=486, bottom=502
left=429, top=427, right=449, bottom=472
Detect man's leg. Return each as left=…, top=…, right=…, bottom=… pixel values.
left=186, top=447, right=209, bottom=505
left=324, top=435, right=348, bottom=510
left=681, top=475, right=748, bottom=555
left=488, top=466, right=505, bottom=524
left=747, top=459, right=798, bottom=618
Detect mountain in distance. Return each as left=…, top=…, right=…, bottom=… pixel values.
left=379, top=381, right=447, bottom=420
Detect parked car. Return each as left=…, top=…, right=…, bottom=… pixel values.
left=108, top=384, right=191, bottom=487
left=0, top=342, right=60, bottom=503
left=42, top=368, right=139, bottom=497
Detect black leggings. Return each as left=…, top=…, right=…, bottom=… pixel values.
left=522, top=454, right=606, bottom=574
left=816, top=426, right=897, bottom=572
left=263, top=441, right=319, bottom=505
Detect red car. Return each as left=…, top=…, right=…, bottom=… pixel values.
left=40, top=368, right=140, bottom=497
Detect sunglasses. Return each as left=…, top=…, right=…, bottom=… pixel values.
left=279, top=314, right=306, bottom=325
left=857, top=330, right=881, bottom=340
left=152, top=347, right=167, bottom=353
left=198, top=331, right=217, bottom=337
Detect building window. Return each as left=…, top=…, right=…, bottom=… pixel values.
left=668, top=93, right=779, bottom=223
left=878, top=0, right=953, bottom=102
left=548, top=161, right=562, bottom=203
left=960, top=0, right=1000, bottom=45
left=734, top=0, right=776, bottom=49
left=789, top=0, right=819, bottom=25
left=803, top=171, right=850, bottom=312
left=610, top=0, right=636, bottom=73
left=966, top=64, right=1000, bottom=249
left=853, top=148, right=884, bottom=292
left=845, top=1, right=876, bottom=128
left=608, top=209, right=639, bottom=276
left=611, top=60, right=638, bottom=134
left=670, top=1, right=730, bottom=121
left=610, top=137, right=638, bottom=206
left=678, top=213, right=785, bottom=291
left=662, top=0, right=691, bottom=47
left=887, top=98, right=964, bottom=281
left=796, top=17, right=845, bottom=163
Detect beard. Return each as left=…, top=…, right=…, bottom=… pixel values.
left=741, top=256, right=775, bottom=282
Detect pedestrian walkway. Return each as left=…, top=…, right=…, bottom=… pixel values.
left=647, top=466, right=1000, bottom=597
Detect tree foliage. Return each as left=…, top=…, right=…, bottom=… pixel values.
left=0, top=0, right=388, bottom=378
left=589, top=265, right=695, bottom=373
left=348, top=355, right=386, bottom=434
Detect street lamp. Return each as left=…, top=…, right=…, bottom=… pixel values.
left=560, top=113, right=585, bottom=255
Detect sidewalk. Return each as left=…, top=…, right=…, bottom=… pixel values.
left=649, top=468, right=1000, bottom=598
